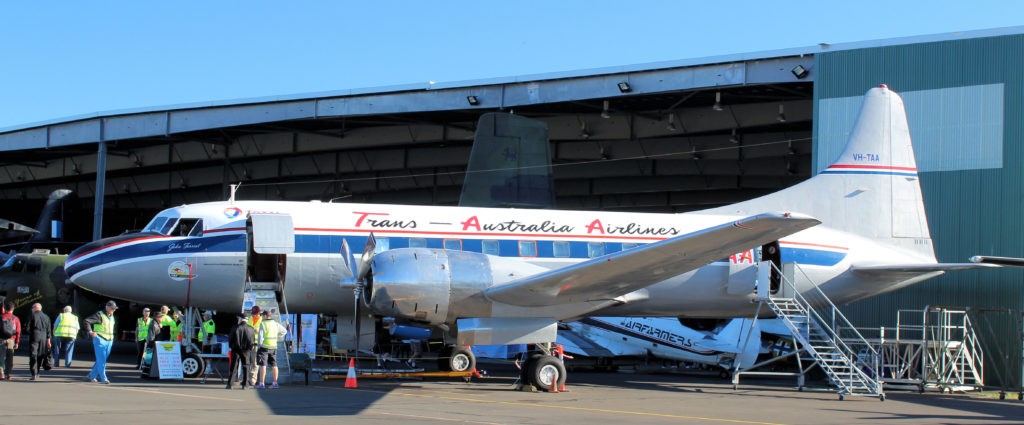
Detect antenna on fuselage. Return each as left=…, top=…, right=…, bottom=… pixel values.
left=228, top=183, right=241, bottom=203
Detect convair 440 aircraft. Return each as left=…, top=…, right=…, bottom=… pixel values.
left=65, top=86, right=994, bottom=386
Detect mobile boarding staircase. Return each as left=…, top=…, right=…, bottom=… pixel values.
left=240, top=213, right=295, bottom=383
left=732, top=261, right=884, bottom=401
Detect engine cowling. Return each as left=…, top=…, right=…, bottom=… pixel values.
left=364, top=248, right=496, bottom=325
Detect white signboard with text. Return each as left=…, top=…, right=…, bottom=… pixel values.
left=154, top=341, right=184, bottom=379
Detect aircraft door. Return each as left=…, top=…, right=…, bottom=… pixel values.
left=244, top=214, right=294, bottom=316
left=725, top=249, right=757, bottom=295
left=760, top=241, right=782, bottom=294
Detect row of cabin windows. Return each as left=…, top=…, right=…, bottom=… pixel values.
left=375, top=237, right=639, bottom=258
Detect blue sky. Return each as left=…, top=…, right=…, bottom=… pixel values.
left=1, top=1, right=1020, bottom=129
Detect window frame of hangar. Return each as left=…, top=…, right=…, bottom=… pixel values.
left=518, top=240, right=538, bottom=257
left=443, top=239, right=462, bottom=251
left=482, top=239, right=499, bottom=256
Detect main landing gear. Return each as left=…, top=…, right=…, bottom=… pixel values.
left=517, top=344, right=567, bottom=392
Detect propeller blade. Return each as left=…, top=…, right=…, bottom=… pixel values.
left=355, top=233, right=376, bottom=282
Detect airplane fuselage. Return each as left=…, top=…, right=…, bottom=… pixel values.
left=65, top=200, right=931, bottom=319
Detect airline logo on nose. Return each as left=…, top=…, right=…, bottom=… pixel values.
left=224, top=207, right=242, bottom=218
left=168, top=261, right=191, bottom=281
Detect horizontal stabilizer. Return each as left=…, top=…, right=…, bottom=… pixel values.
left=970, top=256, right=1024, bottom=267
left=485, top=213, right=820, bottom=307
left=853, top=262, right=1000, bottom=277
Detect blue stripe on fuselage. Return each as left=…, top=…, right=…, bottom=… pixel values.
left=67, top=233, right=847, bottom=276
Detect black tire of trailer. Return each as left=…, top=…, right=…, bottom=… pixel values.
left=182, top=353, right=205, bottom=379
left=438, top=346, right=476, bottom=372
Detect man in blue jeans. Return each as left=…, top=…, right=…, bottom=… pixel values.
left=83, top=301, right=117, bottom=384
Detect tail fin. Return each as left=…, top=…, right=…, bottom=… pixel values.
left=703, top=85, right=934, bottom=259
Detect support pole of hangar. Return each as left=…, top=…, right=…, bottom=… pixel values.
left=92, top=141, right=107, bottom=241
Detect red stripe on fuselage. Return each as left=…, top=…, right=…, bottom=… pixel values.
left=67, top=235, right=168, bottom=263
left=827, top=164, right=917, bottom=172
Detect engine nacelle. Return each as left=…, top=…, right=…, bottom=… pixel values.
left=365, top=248, right=506, bottom=325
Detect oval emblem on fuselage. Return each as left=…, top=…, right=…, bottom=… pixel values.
left=168, top=261, right=191, bottom=281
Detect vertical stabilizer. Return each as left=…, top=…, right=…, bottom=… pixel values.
left=703, top=86, right=935, bottom=260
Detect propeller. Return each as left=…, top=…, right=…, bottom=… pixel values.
left=341, top=233, right=377, bottom=365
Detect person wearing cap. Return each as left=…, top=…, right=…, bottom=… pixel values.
left=52, top=305, right=79, bottom=368
left=135, top=307, right=152, bottom=368
left=245, top=306, right=263, bottom=385
left=198, top=310, right=216, bottom=348
left=83, top=300, right=118, bottom=384
left=256, top=310, right=288, bottom=389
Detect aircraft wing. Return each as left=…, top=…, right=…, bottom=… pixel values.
left=484, top=213, right=820, bottom=307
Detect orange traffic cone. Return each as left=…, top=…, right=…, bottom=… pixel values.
left=549, top=376, right=559, bottom=393
left=344, top=358, right=358, bottom=388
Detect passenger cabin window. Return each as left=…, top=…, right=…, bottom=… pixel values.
left=482, top=240, right=499, bottom=255
left=622, top=243, right=639, bottom=251
left=443, top=239, right=462, bottom=251
left=409, top=238, right=427, bottom=248
left=518, top=240, right=537, bottom=257
left=588, top=242, right=605, bottom=258
left=374, top=238, right=390, bottom=253
left=553, top=241, right=570, bottom=258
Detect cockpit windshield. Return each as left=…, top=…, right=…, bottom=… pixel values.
left=143, top=216, right=169, bottom=233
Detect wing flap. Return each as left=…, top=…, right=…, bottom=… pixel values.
left=484, top=213, right=820, bottom=307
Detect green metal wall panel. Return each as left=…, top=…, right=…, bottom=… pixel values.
left=814, top=34, right=1024, bottom=388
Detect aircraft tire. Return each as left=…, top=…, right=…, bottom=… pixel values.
left=181, top=353, right=205, bottom=379
left=528, top=356, right=566, bottom=392
left=447, top=346, right=476, bottom=372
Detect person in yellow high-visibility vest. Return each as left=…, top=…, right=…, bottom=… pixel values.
left=168, top=309, right=183, bottom=342
left=256, top=310, right=288, bottom=389
left=198, top=310, right=216, bottom=347
left=83, top=301, right=117, bottom=384
left=245, top=306, right=263, bottom=386
left=52, top=305, right=79, bottom=368
left=135, top=307, right=152, bottom=368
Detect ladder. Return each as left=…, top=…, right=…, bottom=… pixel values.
left=243, top=280, right=292, bottom=384
left=736, top=261, right=883, bottom=400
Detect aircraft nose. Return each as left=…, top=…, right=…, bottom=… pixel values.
left=66, top=232, right=161, bottom=298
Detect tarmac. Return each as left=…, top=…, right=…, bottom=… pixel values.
left=1, top=342, right=1022, bottom=425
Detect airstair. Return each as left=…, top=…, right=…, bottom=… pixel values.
left=733, top=261, right=883, bottom=400
left=242, top=213, right=296, bottom=383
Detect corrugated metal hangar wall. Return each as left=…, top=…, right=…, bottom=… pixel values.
left=814, top=34, right=1024, bottom=388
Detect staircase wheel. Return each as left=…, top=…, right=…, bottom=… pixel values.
left=879, top=394, right=885, bottom=402
left=838, top=394, right=844, bottom=401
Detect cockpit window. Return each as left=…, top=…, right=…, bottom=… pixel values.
left=159, top=219, right=179, bottom=236
left=26, top=257, right=41, bottom=273
left=143, top=217, right=169, bottom=233
left=175, top=218, right=203, bottom=237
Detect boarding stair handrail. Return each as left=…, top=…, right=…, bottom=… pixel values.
left=763, top=262, right=883, bottom=398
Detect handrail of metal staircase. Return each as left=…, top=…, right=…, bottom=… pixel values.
left=771, top=262, right=881, bottom=387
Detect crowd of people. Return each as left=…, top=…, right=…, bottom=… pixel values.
left=0, top=299, right=286, bottom=388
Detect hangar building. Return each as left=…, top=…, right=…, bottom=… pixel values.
left=1, top=26, right=1021, bottom=387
